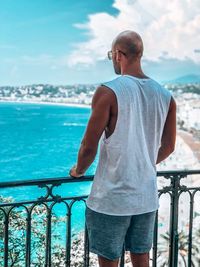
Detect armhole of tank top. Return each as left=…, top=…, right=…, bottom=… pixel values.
left=166, top=91, right=172, bottom=114
left=162, top=91, right=172, bottom=131
left=101, top=83, right=120, bottom=144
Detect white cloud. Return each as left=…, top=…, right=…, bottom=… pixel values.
left=67, top=0, right=200, bottom=66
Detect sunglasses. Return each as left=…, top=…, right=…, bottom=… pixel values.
left=107, top=50, right=127, bottom=60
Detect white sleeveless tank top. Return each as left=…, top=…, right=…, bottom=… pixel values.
left=86, top=75, right=172, bottom=215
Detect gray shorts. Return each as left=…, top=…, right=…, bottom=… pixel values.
left=85, top=205, right=156, bottom=261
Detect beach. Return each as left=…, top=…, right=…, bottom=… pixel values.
left=178, top=129, right=200, bottom=161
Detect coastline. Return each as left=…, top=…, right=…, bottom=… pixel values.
left=178, top=129, right=200, bottom=162
left=0, top=99, right=91, bottom=109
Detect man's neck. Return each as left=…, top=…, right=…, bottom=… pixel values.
left=121, top=72, right=149, bottom=79
left=121, top=63, right=149, bottom=79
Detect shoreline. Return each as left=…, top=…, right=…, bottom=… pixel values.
left=0, top=99, right=91, bottom=109
left=178, top=129, right=200, bottom=162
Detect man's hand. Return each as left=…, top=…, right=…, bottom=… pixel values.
left=69, top=165, right=85, bottom=178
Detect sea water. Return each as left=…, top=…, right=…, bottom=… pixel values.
left=0, top=101, right=98, bottom=238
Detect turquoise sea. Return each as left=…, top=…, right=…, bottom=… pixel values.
left=0, top=101, right=98, bottom=236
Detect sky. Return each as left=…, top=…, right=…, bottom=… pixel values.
left=0, top=0, right=200, bottom=86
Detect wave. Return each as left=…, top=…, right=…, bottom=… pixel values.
left=0, top=154, right=38, bottom=163
left=63, top=122, right=86, bottom=127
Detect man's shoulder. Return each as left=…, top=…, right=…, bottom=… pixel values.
left=92, top=84, right=116, bottom=103
left=94, top=77, right=121, bottom=96
left=150, top=79, right=172, bottom=97
left=101, top=76, right=121, bottom=87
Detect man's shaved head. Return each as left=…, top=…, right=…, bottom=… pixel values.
left=112, top=30, right=144, bottom=59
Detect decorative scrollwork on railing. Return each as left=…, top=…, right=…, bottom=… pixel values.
left=37, top=182, right=63, bottom=201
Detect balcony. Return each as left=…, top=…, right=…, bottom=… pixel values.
left=0, top=170, right=200, bottom=267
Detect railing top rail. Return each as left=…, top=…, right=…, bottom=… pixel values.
left=0, top=169, right=200, bottom=189
left=156, top=169, right=200, bottom=177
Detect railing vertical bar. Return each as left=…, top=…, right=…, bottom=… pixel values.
left=168, top=190, right=174, bottom=267
left=3, top=214, right=9, bottom=267
left=45, top=207, right=52, bottom=267
left=66, top=208, right=72, bottom=267
left=119, top=244, right=125, bottom=267
left=169, top=175, right=180, bottom=267
left=152, top=209, right=159, bottom=267
left=188, top=192, right=194, bottom=267
left=25, top=211, right=31, bottom=267
left=83, top=222, right=90, bottom=267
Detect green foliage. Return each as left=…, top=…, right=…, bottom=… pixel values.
left=158, top=226, right=200, bottom=266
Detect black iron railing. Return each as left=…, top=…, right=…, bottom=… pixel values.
left=0, top=170, right=200, bottom=267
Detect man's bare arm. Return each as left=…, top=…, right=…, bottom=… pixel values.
left=74, top=86, right=112, bottom=174
left=156, top=96, right=176, bottom=164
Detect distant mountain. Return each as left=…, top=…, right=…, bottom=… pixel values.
left=165, top=74, right=200, bottom=84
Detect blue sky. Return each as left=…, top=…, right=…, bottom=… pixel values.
left=0, top=0, right=200, bottom=85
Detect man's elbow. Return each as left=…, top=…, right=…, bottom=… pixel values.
left=161, top=141, right=175, bottom=155
left=166, top=143, right=175, bottom=155
left=169, top=145, right=175, bottom=154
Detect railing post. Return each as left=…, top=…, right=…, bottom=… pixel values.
left=168, top=174, right=180, bottom=267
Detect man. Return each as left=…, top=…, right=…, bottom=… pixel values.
left=70, top=30, right=176, bottom=267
